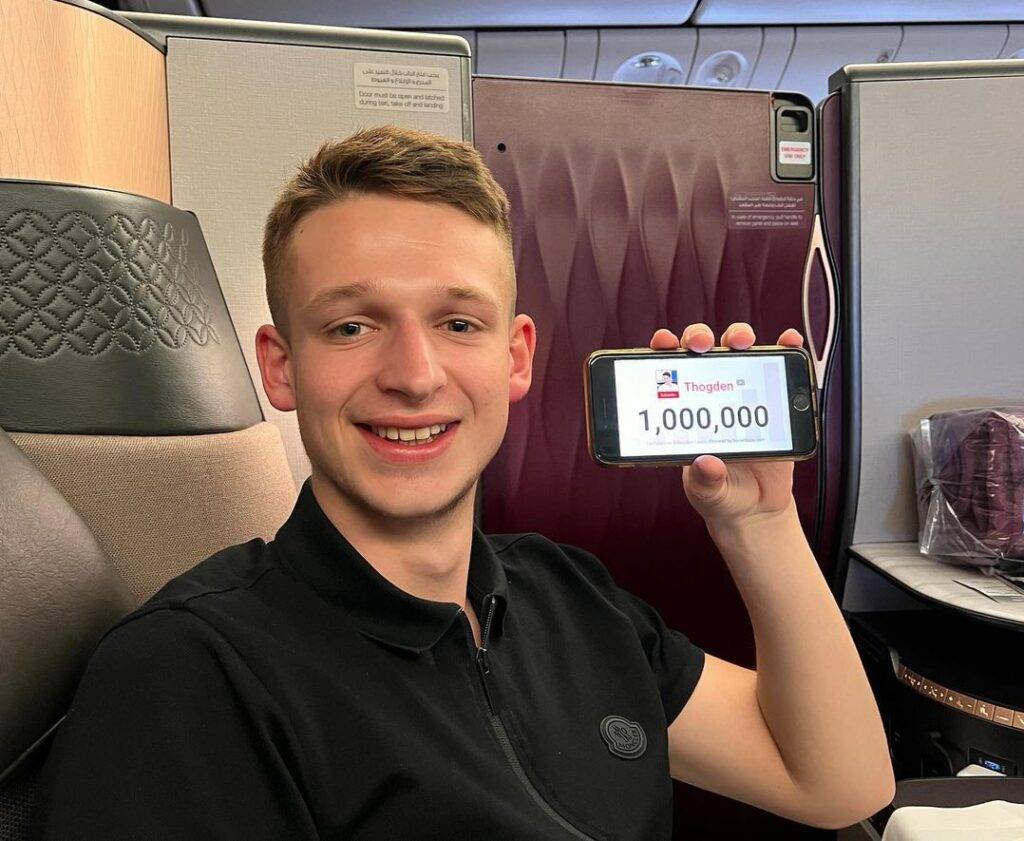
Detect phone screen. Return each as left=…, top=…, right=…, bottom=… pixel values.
left=612, top=354, right=794, bottom=458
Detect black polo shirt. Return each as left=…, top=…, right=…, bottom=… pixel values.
left=35, top=480, right=705, bottom=840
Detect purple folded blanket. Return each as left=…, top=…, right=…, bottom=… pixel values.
left=911, top=407, right=1024, bottom=564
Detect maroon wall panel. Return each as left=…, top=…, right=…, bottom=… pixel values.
left=476, top=77, right=835, bottom=839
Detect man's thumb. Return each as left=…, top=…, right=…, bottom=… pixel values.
left=685, top=456, right=728, bottom=503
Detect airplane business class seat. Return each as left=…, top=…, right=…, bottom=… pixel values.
left=2, top=3, right=296, bottom=605
left=0, top=180, right=296, bottom=603
left=0, top=427, right=133, bottom=839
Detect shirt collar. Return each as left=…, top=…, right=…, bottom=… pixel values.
left=272, top=480, right=509, bottom=653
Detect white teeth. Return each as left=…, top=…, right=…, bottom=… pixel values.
left=368, top=423, right=452, bottom=445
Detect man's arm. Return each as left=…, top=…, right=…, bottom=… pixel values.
left=666, top=504, right=895, bottom=829
left=649, top=320, right=895, bottom=830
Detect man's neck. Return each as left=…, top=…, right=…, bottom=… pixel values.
left=309, top=473, right=476, bottom=608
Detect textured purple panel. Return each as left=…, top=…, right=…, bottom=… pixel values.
left=476, top=75, right=823, bottom=642
left=475, top=74, right=834, bottom=841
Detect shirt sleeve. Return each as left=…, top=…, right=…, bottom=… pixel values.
left=33, top=607, right=316, bottom=841
left=557, top=542, right=706, bottom=726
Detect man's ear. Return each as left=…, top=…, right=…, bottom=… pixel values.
left=508, top=314, right=536, bottom=404
left=255, top=324, right=297, bottom=412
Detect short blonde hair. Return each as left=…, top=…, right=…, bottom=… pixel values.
left=262, top=126, right=514, bottom=335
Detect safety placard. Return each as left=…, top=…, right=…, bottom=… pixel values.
left=727, top=190, right=809, bottom=230
left=778, top=141, right=811, bottom=166
left=354, top=63, right=450, bottom=113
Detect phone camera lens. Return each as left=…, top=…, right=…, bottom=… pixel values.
left=792, top=392, right=811, bottom=411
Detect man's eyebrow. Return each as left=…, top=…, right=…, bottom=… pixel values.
left=303, top=281, right=502, bottom=314
left=439, top=284, right=501, bottom=310
left=302, top=281, right=382, bottom=314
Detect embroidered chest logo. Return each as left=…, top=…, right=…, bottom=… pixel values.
left=599, top=715, right=647, bottom=760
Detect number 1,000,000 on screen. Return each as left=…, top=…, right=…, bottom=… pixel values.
left=638, top=405, right=770, bottom=436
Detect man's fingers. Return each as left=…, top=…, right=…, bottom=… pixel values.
left=681, top=323, right=714, bottom=353
left=653, top=324, right=801, bottom=352
left=720, top=322, right=755, bottom=350
left=778, top=328, right=804, bottom=348
left=650, top=328, right=679, bottom=350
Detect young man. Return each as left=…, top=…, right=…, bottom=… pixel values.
left=35, top=127, right=894, bottom=839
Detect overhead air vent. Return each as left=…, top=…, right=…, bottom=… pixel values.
left=692, top=50, right=750, bottom=86
left=612, top=52, right=685, bottom=85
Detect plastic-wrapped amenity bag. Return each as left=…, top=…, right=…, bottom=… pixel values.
left=911, top=407, right=1024, bottom=566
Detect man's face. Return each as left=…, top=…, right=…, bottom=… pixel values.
left=257, top=193, right=535, bottom=523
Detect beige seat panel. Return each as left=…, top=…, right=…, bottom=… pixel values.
left=11, top=422, right=297, bottom=604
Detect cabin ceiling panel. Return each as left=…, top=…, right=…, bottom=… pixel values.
left=476, top=31, right=566, bottom=78
left=693, top=0, right=1024, bottom=25
left=747, top=27, right=794, bottom=90
left=894, top=24, right=1010, bottom=62
left=1000, top=24, right=1024, bottom=57
left=199, top=0, right=699, bottom=29
left=562, top=29, right=599, bottom=79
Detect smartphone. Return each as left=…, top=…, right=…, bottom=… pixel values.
left=584, top=345, right=819, bottom=467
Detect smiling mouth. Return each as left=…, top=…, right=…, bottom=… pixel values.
left=357, top=422, right=455, bottom=446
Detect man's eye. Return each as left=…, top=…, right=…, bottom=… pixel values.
left=446, top=319, right=474, bottom=333
left=335, top=323, right=366, bottom=338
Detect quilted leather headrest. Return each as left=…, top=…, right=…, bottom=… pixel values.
left=0, top=427, right=132, bottom=779
left=0, top=179, right=262, bottom=434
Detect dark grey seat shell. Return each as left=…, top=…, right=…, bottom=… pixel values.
left=0, top=427, right=132, bottom=836
left=0, top=179, right=263, bottom=435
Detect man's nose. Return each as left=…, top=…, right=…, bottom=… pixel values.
left=375, top=320, right=447, bottom=401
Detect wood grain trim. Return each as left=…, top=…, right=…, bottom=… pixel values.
left=0, top=0, right=171, bottom=203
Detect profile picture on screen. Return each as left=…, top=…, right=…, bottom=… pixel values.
left=656, top=369, right=679, bottom=398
